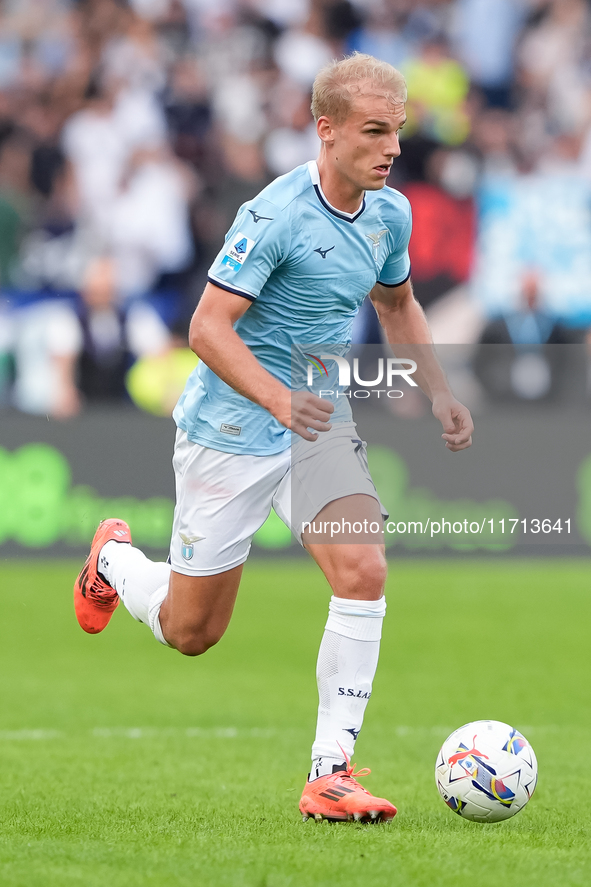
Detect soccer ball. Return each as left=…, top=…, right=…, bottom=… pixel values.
left=435, top=720, right=538, bottom=822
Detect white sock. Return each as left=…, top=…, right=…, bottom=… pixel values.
left=311, top=595, right=386, bottom=780
left=148, top=584, right=170, bottom=647
left=99, top=540, right=172, bottom=646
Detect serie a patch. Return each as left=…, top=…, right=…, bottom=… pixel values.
left=222, top=232, right=256, bottom=272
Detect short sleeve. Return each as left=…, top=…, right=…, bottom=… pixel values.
left=378, top=200, right=412, bottom=287
left=207, top=199, right=291, bottom=300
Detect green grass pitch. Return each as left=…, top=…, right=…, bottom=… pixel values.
left=0, top=559, right=590, bottom=887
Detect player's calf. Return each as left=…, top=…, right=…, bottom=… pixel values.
left=158, top=566, right=243, bottom=656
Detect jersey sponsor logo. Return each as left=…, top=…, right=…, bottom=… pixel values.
left=313, top=245, right=335, bottom=259
left=338, top=688, right=371, bottom=699
left=221, top=231, right=256, bottom=271
left=248, top=209, right=273, bottom=223
left=180, top=532, right=206, bottom=560
left=220, top=423, right=241, bottom=435
left=366, top=229, right=388, bottom=264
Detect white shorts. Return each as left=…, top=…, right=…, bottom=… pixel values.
left=169, top=422, right=385, bottom=576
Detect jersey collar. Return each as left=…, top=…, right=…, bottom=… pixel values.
left=307, top=160, right=366, bottom=223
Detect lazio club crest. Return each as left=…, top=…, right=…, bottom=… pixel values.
left=180, top=532, right=205, bottom=560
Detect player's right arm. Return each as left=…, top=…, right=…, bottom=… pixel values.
left=189, top=283, right=333, bottom=441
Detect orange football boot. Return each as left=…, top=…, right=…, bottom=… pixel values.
left=300, top=754, right=397, bottom=823
left=74, top=519, right=132, bottom=634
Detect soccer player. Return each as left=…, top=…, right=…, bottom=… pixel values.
left=74, top=53, right=473, bottom=823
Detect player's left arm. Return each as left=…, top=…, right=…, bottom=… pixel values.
left=370, top=279, right=473, bottom=452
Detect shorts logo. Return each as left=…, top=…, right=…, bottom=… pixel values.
left=221, top=231, right=255, bottom=272
left=180, top=532, right=205, bottom=560
left=220, top=423, right=241, bottom=435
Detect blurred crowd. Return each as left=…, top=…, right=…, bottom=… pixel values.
left=2, top=0, right=591, bottom=417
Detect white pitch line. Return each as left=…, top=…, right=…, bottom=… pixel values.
left=0, top=729, right=64, bottom=741
left=0, top=727, right=279, bottom=741
left=92, top=727, right=278, bottom=739
left=0, top=725, right=565, bottom=742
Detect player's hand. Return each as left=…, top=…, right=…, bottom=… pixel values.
left=432, top=394, right=473, bottom=452
left=287, top=391, right=334, bottom=441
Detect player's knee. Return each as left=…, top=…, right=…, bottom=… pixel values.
left=334, top=548, right=387, bottom=599
left=174, top=628, right=222, bottom=657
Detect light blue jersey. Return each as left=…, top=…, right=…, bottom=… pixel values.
left=174, top=161, right=412, bottom=455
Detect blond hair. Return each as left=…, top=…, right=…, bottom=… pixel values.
left=311, top=53, right=407, bottom=123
